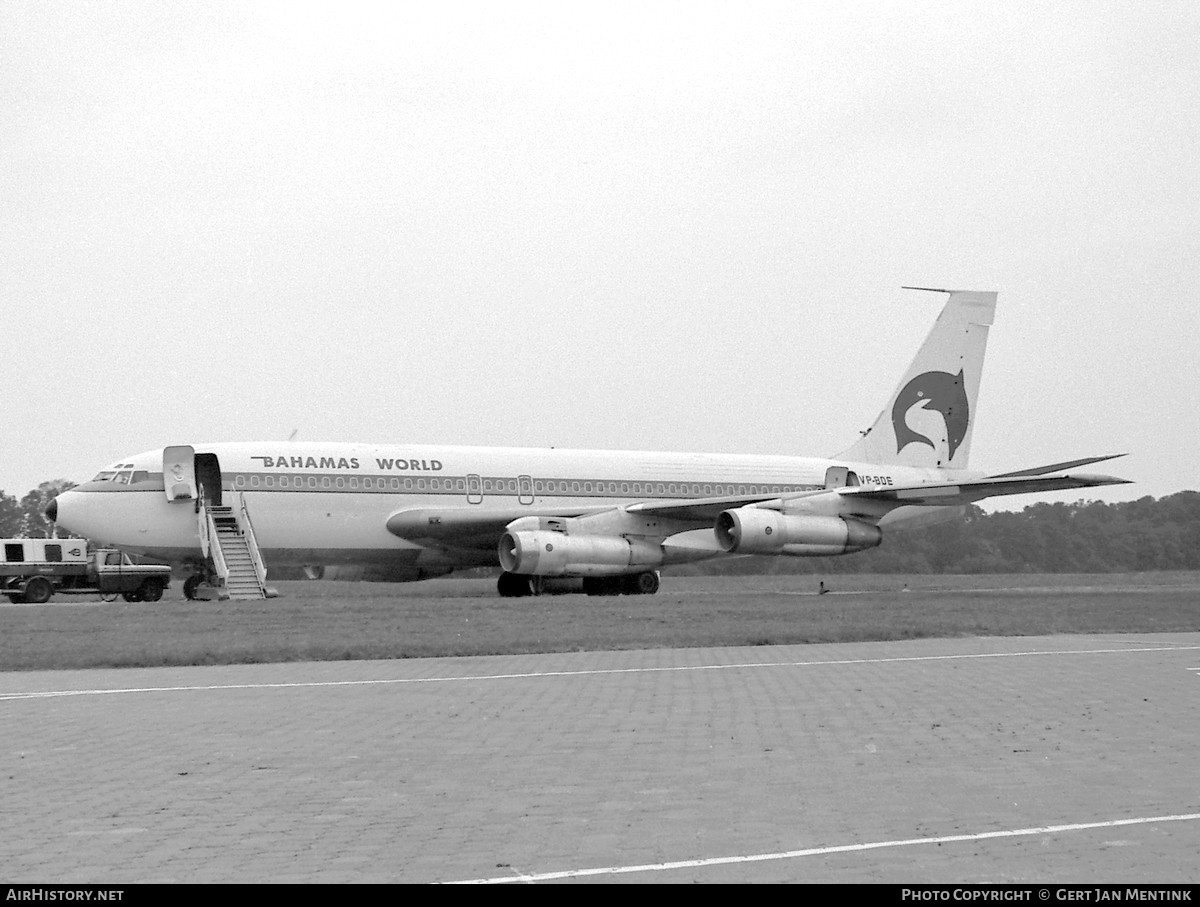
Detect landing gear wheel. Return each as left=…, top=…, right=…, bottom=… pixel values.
left=183, top=575, right=202, bottom=601
left=583, top=576, right=622, bottom=597
left=625, top=571, right=660, bottom=596
left=497, top=572, right=533, bottom=598
left=23, top=577, right=53, bottom=605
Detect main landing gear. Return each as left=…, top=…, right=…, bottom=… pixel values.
left=183, top=573, right=219, bottom=601
left=584, top=572, right=660, bottom=596
left=496, top=571, right=660, bottom=598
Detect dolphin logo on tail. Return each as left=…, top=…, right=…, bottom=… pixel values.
left=891, top=369, right=970, bottom=460
left=836, top=288, right=995, bottom=468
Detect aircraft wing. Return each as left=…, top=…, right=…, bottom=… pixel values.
left=387, top=492, right=786, bottom=547
left=386, top=470, right=1130, bottom=548
left=624, top=493, right=792, bottom=523
left=386, top=505, right=615, bottom=549
left=628, top=470, right=1132, bottom=520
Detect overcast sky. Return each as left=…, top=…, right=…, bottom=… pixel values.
left=3, top=1, right=1197, bottom=508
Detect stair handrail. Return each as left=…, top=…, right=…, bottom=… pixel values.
left=196, top=499, right=211, bottom=560
left=237, top=492, right=268, bottom=588
left=203, top=504, right=230, bottom=588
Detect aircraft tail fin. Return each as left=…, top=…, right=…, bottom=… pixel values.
left=835, top=288, right=997, bottom=469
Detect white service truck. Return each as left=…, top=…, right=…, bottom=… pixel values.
left=1, top=538, right=172, bottom=603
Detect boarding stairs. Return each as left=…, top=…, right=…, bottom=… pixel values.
left=198, top=494, right=269, bottom=600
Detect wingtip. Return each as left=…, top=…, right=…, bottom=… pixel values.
left=1068, top=473, right=1134, bottom=486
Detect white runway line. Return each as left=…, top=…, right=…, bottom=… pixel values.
left=447, top=813, right=1200, bottom=883
left=2, top=644, right=1199, bottom=702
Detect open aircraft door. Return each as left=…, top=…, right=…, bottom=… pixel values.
left=824, top=466, right=860, bottom=489
left=163, top=446, right=197, bottom=502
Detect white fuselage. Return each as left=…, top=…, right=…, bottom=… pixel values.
left=52, top=441, right=960, bottom=572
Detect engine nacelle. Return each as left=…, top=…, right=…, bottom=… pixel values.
left=714, top=508, right=882, bottom=556
left=499, top=530, right=662, bottom=577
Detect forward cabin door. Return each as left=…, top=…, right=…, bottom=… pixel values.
left=163, top=446, right=197, bottom=502
left=194, top=453, right=223, bottom=507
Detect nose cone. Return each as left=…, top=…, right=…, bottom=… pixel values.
left=44, top=498, right=58, bottom=523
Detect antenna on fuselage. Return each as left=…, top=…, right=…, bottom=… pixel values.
left=287, top=429, right=298, bottom=442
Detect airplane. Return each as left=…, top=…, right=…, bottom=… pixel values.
left=47, top=288, right=1129, bottom=599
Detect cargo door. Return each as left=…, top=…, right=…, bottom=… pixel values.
left=164, top=446, right=197, bottom=502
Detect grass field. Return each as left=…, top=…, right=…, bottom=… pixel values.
left=2, top=572, right=1198, bottom=672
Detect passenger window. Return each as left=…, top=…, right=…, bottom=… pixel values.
left=45, top=545, right=62, bottom=562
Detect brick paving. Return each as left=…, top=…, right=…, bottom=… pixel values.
left=1, top=634, right=1198, bottom=883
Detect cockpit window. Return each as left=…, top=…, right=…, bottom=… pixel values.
left=112, top=471, right=133, bottom=485
left=91, top=471, right=116, bottom=482
left=130, top=471, right=149, bottom=485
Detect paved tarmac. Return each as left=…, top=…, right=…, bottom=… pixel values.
left=1, top=633, right=1199, bottom=884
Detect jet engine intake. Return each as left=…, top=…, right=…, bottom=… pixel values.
left=714, top=508, right=882, bottom=556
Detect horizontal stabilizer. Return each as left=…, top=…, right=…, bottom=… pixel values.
left=987, top=454, right=1127, bottom=479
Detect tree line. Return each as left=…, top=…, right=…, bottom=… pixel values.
left=4, top=480, right=1198, bottom=574
left=0, top=481, right=73, bottom=541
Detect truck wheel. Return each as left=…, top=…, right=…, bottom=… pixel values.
left=139, top=579, right=164, bottom=602
left=122, top=588, right=144, bottom=603
left=23, top=577, right=53, bottom=604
